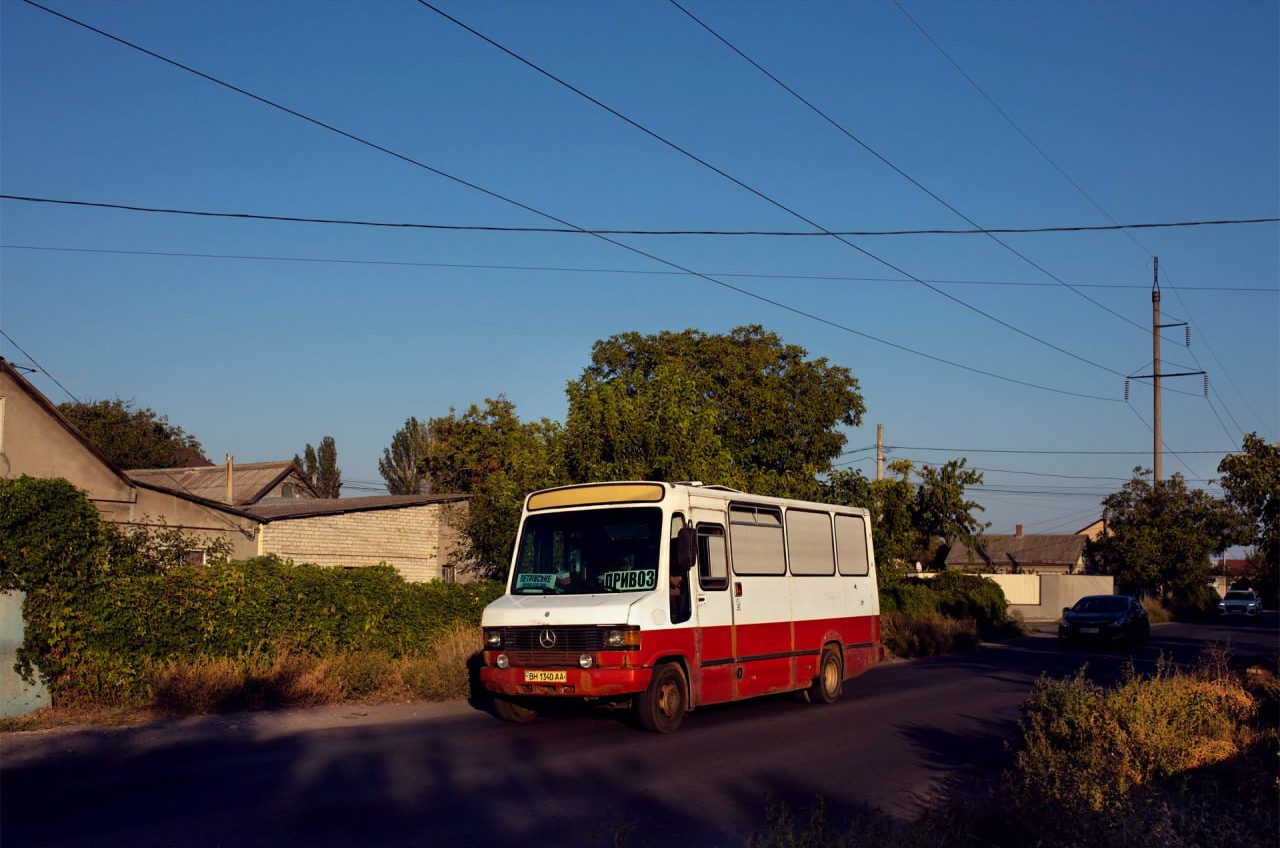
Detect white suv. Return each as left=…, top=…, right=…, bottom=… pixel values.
left=1218, top=589, right=1263, bottom=618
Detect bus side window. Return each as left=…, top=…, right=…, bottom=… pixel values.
left=698, top=525, right=729, bottom=591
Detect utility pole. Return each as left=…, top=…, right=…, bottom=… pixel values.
left=1125, top=256, right=1203, bottom=486
left=1152, top=258, right=1162, bottom=483
left=876, top=423, right=884, bottom=481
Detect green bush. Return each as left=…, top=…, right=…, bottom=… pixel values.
left=878, top=576, right=940, bottom=617
left=879, top=572, right=1011, bottom=639
left=1, top=476, right=503, bottom=706
left=928, top=571, right=1011, bottom=637
left=1170, top=582, right=1222, bottom=620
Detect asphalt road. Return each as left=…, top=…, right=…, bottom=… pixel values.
left=3, top=614, right=1275, bottom=848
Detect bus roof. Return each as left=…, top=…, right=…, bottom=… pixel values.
left=524, top=481, right=870, bottom=518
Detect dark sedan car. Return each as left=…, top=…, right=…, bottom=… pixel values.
left=1058, top=595, right=1150, bottom=647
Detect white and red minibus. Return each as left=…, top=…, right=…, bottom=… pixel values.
left=479, top=481, right=881, bottom=732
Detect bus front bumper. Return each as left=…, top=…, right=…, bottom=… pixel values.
left=480, top=665, right=653, bottom=698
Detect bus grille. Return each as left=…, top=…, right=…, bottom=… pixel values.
left=495, top=626, right=609, bottom=653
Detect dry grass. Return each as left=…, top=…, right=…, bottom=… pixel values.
left=146, top=622, right=482, bottom=717
left=882, top=610, right=980, bottom=658
left=1142, top=596, right=1173, bottom=623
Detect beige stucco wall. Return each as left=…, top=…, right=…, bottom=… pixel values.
left=258, top=501, right=470, bottom=582
left=131, top=486, right=261, bottom=560
left=0, top=370, right=136, bottom=521
left=1, top=368, right=261, bottom=557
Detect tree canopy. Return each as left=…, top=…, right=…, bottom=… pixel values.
left=426, top=397, right=564, bottom=578
left=378, top=417, right=431, bottom=495
left=1092, top=470, right=1243, bottom=599
left=567, top=325, right=865, bottom=498
left=57, top=399, right=206, bottom=470
left=822, top=457, right=986, bottom=573
left=295, top=437, right=341, bottom=499
left=1218, top=433, right=1280, bottom=602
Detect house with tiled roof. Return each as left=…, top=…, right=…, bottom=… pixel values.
left=946, top=524, right=1089, bottom=574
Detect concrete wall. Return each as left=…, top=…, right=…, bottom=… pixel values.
left=1011, top=574, right=1115, bottom=621
left=132, top=485, right=261, bottom=560
left=1, top=592, right=50, bottom=718
left=259, top=501, right=470, bottom=582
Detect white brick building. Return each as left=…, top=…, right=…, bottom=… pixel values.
left=248, top=494, right=472, bottom=583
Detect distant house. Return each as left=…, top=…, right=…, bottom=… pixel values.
left=248, top=494, right=471, bottom=583
left=1075, top=518, right=1106, bottom=541
left=946, top=524, right=1088, bottom=574
left=129, top=460, right=319, bottom=506
left=0, top=359, right=260, bottom=559
left=0, top=358, right=470, bottom=581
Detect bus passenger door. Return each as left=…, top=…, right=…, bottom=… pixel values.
left=691, top=516, right=734, bottom=706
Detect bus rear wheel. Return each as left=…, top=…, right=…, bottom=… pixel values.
left=493, top=696, right=538, bottom=724
left=636, top=663, right=687, bottom=734
left=807, top=648, right=843, bottom=705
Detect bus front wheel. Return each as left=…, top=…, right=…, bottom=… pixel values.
left=493, top=696, right=538, bottom=724
left=636, top=663, right=687, bottom=734
left=808, top=648, right=843, bottom=705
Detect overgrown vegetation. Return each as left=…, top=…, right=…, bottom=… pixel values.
left=749, top=649, right=1279, bottom=848
left=1, top=476, right=500, bottom=710
left=878, top=571, right=1016, bottom=657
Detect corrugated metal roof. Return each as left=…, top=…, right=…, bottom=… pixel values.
left=127, top=461, right=313, bottom=505
left=246, top=493, right=470, bottom=521
left=947, top=534, right=1087, bottom=567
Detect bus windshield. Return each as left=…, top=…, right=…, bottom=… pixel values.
left=511, top=507, right=662, bottom=595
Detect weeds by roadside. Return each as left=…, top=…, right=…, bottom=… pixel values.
left=747, top=647, right=1279, bottom=848
left=2, top=623, right=483, bottom=731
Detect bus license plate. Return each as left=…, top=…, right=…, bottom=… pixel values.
left=524, top=670, right=567, bottom=683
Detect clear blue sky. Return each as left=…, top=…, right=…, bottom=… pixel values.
left=2, top=0, right=1276, bottom=533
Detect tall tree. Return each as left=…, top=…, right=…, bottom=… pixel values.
left=426, top=397, right=564, bottom=577
left=378, top=417, right=431, bottom=495
left=57, top=399, right=206, bottom=469
left=295, top=436, right=341, bottom=498
left=1218, top=433, right=1280, bottom=601
left=565, top=361, right=738, bottom=486
left=823, top=457, right=984, bottom=573
left=913, top=458, right=987, bottom=554
left=1093, top=470, right=1243, bottom=599
left=568, top=325, right=865, bottom=498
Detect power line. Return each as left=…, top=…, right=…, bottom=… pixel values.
left=6, top=244, right=1275, bottom=293
left=419, top=1, right=1133, bottom=381
left=1160, top=265, right=1272, bottom=439
left=885, top=444, right=1235, bottom=456
left=1123, top=399, right=1209, bottom=482
left=0, top=329, right=80, bottom=402
left=5, top=194, right=1273, bottom=237
left=892, top=1, right=1273, bottom=439
left=665, top=0, right=1170, bottom=342
left=20, top=0, right=1122, bottom=404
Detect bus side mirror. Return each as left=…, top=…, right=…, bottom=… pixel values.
left=674, top=526, right=697, bottom=574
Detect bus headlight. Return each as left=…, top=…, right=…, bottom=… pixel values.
left=496, top=654, right=509, bottom=669
left=603, top=628, right=640, bottom=648
left=484, top=630, right=502, bottom=649
left=579, top=653, right=593, bottom=669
